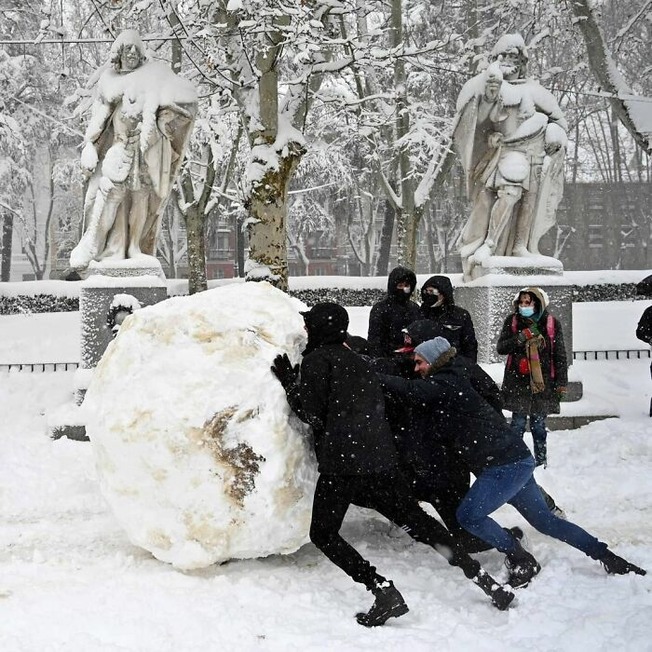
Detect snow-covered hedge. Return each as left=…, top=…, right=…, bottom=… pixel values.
left=0, top=294, right=79, bottom=315
left=0, top=278, right=643, bottom=314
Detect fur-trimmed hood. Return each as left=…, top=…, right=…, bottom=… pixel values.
left=424, top=346, right=457, bottom=374
left=512, top=286, right=549, bottom=314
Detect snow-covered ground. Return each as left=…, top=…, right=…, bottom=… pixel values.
left=1, top=298, right=651, bottom=651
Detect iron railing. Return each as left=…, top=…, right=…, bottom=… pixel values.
left=0, top=350, right=649, bottom=372
left=0, top=362, right=80, bottom=373
left=573, top=349, right=650, bottom=360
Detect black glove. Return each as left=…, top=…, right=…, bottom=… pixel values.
left=271, top=353, right=299, bottom=390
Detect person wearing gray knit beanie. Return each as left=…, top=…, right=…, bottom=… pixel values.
left=414, top=336, right=451, bottom=365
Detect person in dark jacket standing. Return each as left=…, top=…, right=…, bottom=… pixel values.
left=636, top=305, right=652, bottom=416
left=367, top=266, right=421, bottom=357
left=271, top=303, right=514, bottom=627
left=418, top=275, right=478, bottom=362
left=381, top=337, right=646, bottom=589
left=496, top=287, right=567, bottom=468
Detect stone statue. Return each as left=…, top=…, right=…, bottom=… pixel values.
left=453, top=34, right=567, bottom=281
left=70, top=30, right=197, bottom=271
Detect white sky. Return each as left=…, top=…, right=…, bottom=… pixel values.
left=0, top=280, right=651, bottom=651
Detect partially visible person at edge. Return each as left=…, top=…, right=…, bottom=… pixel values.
left=636, top=304, right=652, bottom=417
left=367, top=266, right=421, bottom=357
left=496, top=287, right=567, bottom=469
left=418, top=275, right=479, bottom=362
left=380, top=336, right=646, bottom=590
left=270, top=303, right=514, bottom=627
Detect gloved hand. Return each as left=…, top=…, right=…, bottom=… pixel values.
left=521, top=323, right=541, bottom=340
left=271, top=353, right=299, bottom=390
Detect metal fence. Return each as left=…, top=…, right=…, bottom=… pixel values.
left=0, top=350, right=649, bottom=372
left=0, top=362, right=80, bottom=373
left=573, top=349, right=651, bottom=361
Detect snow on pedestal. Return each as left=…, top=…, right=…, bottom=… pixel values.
left=83, top=281, right=317, bottom=570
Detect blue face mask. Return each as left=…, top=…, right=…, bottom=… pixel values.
left=519, top=306, right=535, bottom=318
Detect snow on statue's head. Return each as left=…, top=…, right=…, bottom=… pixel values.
left=82, top=281, right=317, bottom=570
left=110, top=29, right=147, bottom=73
left=490, top=33, right=528, bottom=80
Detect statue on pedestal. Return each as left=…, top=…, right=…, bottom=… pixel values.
left=453, top=34, right=567, bottom=281
left=70, top=30, right=197, bottom=271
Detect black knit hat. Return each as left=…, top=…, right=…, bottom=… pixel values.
left=301, top=302, right=349, bottom=346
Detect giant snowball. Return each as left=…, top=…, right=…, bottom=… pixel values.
left=83, top=281, right=317, bottom=570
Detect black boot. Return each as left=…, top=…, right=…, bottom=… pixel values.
left=356, top=581, right=409, bottom=627
left=539, top=486, right=566, bottom=519
left=505, top=541, right=541, bottom=588
left=600, top=550, right=646, bottom=576
left=534, top=439, right=547, bottom=467
left=472, top=569, right=515, bottom=610
left=505, top=526, right=524, bottom=542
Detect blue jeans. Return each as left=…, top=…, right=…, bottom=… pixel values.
left=512, top=412, right=547, bottom=466
left=456, top=457, right=607, bottom=558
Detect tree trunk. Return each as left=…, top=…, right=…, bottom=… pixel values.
left=392, top=0, right=419, bottom=270
left=246, top=152, right=301, bottom=292
left=376, top=199, right=395, bottom=275
left=235, top=214, right=245, bottom=278
left=1, top=213, right=13, bottom=282
left=185, top=205, right=207, bottom=295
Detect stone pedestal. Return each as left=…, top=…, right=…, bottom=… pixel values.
left=465, top=254, right=564, bottom=283
left=79, top=261, right=167, bottom=371
left=48, top=257, right=168, bottom=440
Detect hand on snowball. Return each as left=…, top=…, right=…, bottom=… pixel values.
left=271, top=353, right=299, bottom=390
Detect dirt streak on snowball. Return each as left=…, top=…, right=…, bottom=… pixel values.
left=83, top=281, right=316, bottom=570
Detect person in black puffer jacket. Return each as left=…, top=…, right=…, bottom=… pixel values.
left=367, top=266, right=421, bottom=357
left=271, top=303, right=514, bottom=627
left=418, top=275, right=478, bottom=362
left=635, top=305, right=652, bottom=417
left=380, top=337, right=646, bottom=590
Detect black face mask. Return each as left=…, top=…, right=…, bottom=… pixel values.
left=393, top=286, right=412, bottom=303
left=421, top=290, right=444, bottom=308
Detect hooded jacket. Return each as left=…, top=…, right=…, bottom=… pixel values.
left=367, top=266, right=421, bottom=357
left=379, top=350, right=531, bottom=475
left=403, top=320, right=503, bottom=413
left=418, top=275, right=478, bottom=362
left=496, top=287, right=568, bottom=415
left=290, top=302, right=399, bottom=475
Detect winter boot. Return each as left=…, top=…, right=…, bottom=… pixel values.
left=472, top=569, right=515, bottom=611
left=505, top=526, right=524, bottom=542
left=533, top=439, right=547, bottom=468
left=505, top=541, right=541, bottom=588
left=539, top=486, right=566, bottom=519
left=600, top=550, right=646, bottom=576
left=356, top=581, right=409, bottom=627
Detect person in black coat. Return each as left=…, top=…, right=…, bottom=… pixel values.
left=380, top=337, right=646, bottom=589
left=496, top=287, right=568, bottom=467
left=636, top=305, right=652, bottom=417
left=375, top=318, right=503, bottom=553
left=271, top=303, right=514, bottom=627
left=367, top=266, right=421, bottom=357
left=418, top=275, right=478, bottom=362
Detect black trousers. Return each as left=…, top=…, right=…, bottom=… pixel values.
left=308, top=470, right=481, bottom=590
left=409, top=473, right=492, bottom=554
